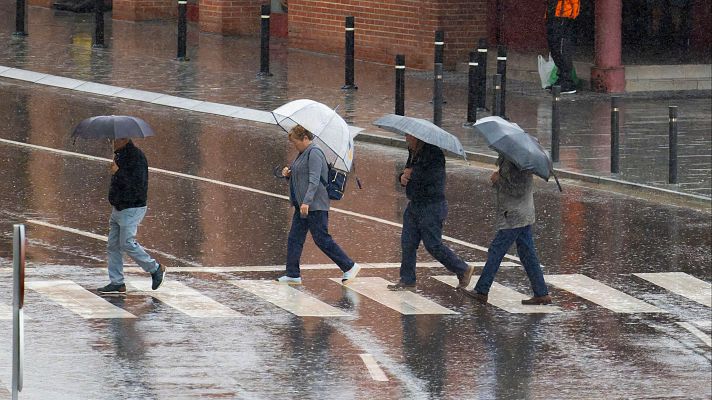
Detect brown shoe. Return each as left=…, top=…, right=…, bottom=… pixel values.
left=387, top=281, right=416, bottom=291
left=456, top=265, right=475, bottom=289
left=521, top=295, right=552, bottom=305
left=459, top=287, right=488, bottom=304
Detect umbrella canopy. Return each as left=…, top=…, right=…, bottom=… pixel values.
left=272, top=99, right=354, bottom=172
left=373, top=114, right=466, bottom=159
left=473, top=116, right=553, bottom=181
left=72, top=115, right=155, bottom=140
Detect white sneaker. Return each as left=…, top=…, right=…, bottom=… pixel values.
left=342, top=263, right=361, bottom=284
left=276, top=275, right=302, bottom=285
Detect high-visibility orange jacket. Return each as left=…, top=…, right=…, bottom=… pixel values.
left=547, top=0, right=580, bottom=19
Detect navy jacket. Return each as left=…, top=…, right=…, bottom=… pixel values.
left=400, top=143, right=446, bottom=204
left=109, top=141, right=148, bottom=211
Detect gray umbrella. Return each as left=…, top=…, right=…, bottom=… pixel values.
left=373, top=114, right=466, bottom=159
left=474, top=116, right=561, bottom=189
left=72, top=115, right=155, bottom=140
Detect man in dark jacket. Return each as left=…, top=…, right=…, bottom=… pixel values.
left=546, top=0, right=579, bottom=94
left=97, top=138, right=166, bottom=294
left=388, top=135, right=474, bottom=291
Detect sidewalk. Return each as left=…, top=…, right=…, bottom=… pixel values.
left=1, top=6, right=710, bottom=199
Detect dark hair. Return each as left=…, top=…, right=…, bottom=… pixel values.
left=288, top=125, right=313, bottom=141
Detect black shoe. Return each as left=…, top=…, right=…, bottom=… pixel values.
left=151, top=264, right=166, bottom=290
left=387, top=281, right=416, bottom=291
left=97, top=282, right=126, bottom=295
left=459, top=287, right=488, bottom=304
left=560, top=85, right=577, bottom=94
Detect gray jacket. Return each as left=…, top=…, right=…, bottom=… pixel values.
left=493, top=156, right=536, bottom=230
left=289, top=143, right=330, bottom=211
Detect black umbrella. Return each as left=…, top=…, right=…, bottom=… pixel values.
left=72, top=115, right=155, bottom=141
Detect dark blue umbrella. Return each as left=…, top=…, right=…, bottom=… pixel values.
left=72, top=115, right=155, bottom=140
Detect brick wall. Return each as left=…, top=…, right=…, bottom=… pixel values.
left=199, top=0, right=262, bottom=36
left=113, top=0, right=176, bottom=21
left=288, top=0, right=488, bottom=70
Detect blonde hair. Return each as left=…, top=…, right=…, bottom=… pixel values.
left=288, top=125, right=314, bottom=141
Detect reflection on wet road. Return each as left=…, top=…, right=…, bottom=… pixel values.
left=0, top=80, right=710, bottom=398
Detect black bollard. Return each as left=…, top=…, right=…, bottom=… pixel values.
left=466, top=51, right=478, bottom=124
left=669, top=106, right=678, bottom=184
left=496, top=45, right=507, bottom=118
left=258, top=5, right=272, bottom=76
left=92, top=0, right=105, bottom=48
left=14, top=0, right=26, bottom=36
left=551, top=85, right=561, bottom=163
left=342, top=16, right=357, bottom=89
left=434, top=63, right=444, bottom=127
left=493, top=74, right=502, bottom=117
left=395, top=54, right=405, bottom=116
left=610, top=96, right=620, bottom=174
left=176, top=0, right=188, bottom=61
left=434, top=30, right=444, bottom=65
left=476, top=38, right=488, bottom=110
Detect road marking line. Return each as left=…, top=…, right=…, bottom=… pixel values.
left=26, top=280, right=136, bottom=319
left=634, top=272, right=711, bottom=307
left=676, top=322, right=711, bottom=347
left=0, top=303, right=11, bottom=320
left=545, top=274, right=665, bottom=313
left=126, top=280, right=242, bottom=318
left=690, top=320, right=711, bottom=330
left=0, top=137, right=520, bottom=262
left=229, top=280, right=349, bottom=317
left=433, top=275, right=562, bottom=313
left=359, top=354, right=389, bottom=381
left=331, top=277, right=458, bottom=315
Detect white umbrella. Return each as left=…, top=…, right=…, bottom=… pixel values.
left=272, top=99, right=355, bottom=172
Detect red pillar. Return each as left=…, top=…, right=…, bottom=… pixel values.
left=591, top=0, right=625, bottom=93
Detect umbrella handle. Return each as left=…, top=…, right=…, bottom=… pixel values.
left=553, top=172, right=563, bottom=192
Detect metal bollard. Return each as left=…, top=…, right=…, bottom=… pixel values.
left=12, top=224, right=26, bottom=400
left=669, top=106, right=678, bottom=184
left=496, top=45, right=507, bottom=118
left=14, top=0, right=27, bottom=36
left=176, top=0, right=188, bottom=61
left=551, top=85, right=561, bottom=163
left=434, top=30, right=444, bottom=65
left=466, top=51, right=478, bottom=124
left=395, top=54, right=405, bottom=116
left=433, top=63, right=443, bottom=127
left=493, top=74, right=502, bottom=117
left=342, top=16, right=357, bottom=89
left=610, top=96, right=620, bottom=174
left=476, top=38, right=488, bottom=110
left=258, top=5, right=272, bottom=76
left=92, top=0, right=105, bottom=48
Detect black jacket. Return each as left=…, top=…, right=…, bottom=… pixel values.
left=399, top=143, right=446, bottom=204
left=109, top=141, right=148, bottom=210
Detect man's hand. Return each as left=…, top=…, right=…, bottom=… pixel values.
left=400, top=167, right=413, bottom=186
left=300, top=203, right=309, bottom=218
left=282, top=167, right=291, bottom=178
left=490, top=171, right=500, bottom=185
left=110, top=161, right=119, bottom=175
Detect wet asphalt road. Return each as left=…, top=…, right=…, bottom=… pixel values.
left=0, top=80, right=710, bottom=399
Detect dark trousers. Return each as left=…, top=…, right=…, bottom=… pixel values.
left=400, top=201, right=469, bottom=284
left=547, top=18, right=576, bottom=88
left=286, top=209, right=354, bottom=278
left=474, top=225, right=549, bottom=297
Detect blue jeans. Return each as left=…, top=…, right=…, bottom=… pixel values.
left=399, top=201, right=469, bottom=284
left=474, top=225, right=549, bottom=297
left=107, top=206, right=159, bottom=285
left=286, top=209, right=354, bottom=278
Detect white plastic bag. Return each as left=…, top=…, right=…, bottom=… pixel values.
left=537, top=54, right=557, bottom=89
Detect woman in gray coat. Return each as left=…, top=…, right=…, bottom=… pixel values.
left=277, top=125, right=361, bottom=285
left=461, top=155, right=552, bottom=305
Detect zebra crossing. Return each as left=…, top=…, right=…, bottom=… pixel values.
left=1, top=270, right=710, bottom=321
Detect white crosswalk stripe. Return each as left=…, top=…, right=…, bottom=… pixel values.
left=126, top=280, right=243, bottom=318
left=26, top=280, right=136, bottom=319
left=634, top=272, right=711, bottom=307
left=359, top=354, right=389, bottom=381
left=545, top=274, right=666, bottom=313
left=0, top=303, right=12, bottom=320
left=433, top=276, right=562, bottom=313
left=676, top=322, right=712, bottom=347
left=229, top=280, right=349, bottom=317
left=331, top=277, right=458, bottom=315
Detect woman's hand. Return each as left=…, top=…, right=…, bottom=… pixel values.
left=490, top=171, right=500, bottom=185
left=400, top=167, right=412, bottom=186
left=282, top=167, right=291, bottom=178
left=110, top=161, right=119, bottom=175
left=300, top=203, right=309, bottom=217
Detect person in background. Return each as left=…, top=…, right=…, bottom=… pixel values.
left=546, top=0, right=580, bottom=94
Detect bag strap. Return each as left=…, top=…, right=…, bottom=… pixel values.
left=305, top=146, right=329, bottom=187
